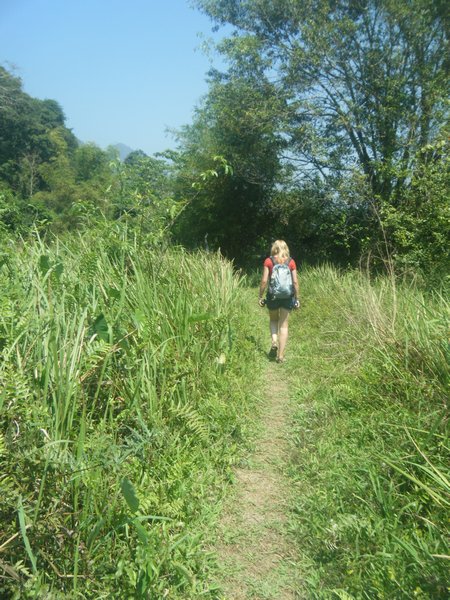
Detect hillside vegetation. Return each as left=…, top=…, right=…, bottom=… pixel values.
left=0, top=233, right=261, bottom=598
left=288, top=267, right=448, bottom=598
left=1, top=236, right=448, bottom=598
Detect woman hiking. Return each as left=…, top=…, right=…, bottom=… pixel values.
left=258, top=240, right=299, bottom=363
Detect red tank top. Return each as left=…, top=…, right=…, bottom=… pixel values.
left=264, top=256, right=296, bottom=276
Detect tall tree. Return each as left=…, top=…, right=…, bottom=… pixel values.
left=195, top=0, right=449, bottom=203
left=0, top=66, right=77, bottom=194
left=172, top=53, right=286, bottom=263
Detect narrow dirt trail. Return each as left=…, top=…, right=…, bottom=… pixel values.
left=214, top=361, right=303, bottom=599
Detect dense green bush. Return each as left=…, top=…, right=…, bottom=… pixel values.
left=381, top=141, right=450, bottom=283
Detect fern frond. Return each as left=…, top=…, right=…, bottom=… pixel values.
left=169, top=402, right=209, bottom=442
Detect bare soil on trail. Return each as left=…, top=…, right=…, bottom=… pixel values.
left=214, top=366, right=303, bottom=599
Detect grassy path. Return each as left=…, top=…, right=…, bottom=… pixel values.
left=212, top=272, right=448, bottom=599
left=213, top=297, right=303, bottom=599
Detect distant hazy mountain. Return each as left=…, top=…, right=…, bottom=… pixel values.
left=112, top=143, right=134, bottom=161
left=77, top=140, right=135, bottom=161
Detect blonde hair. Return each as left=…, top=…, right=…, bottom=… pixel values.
left=270, top=239, right=290, bottom=260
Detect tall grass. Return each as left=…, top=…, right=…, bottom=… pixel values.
left=289, top=266, right=448, bottom=599
left=0, top=231, right=260, bottom=598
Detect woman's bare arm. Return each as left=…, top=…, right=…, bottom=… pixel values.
left=259, top=265, right=269, bottom=299
left=291, top=269, right=299, bottom=299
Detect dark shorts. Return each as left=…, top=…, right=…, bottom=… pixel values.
left=266, top=296, right=295, bottom=311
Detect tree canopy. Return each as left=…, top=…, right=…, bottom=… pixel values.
left=181, top=0, right=449, bottom=272
left=0, top=0, right=448, bottom=278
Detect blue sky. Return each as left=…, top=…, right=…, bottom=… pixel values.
left=0, top=0, right=225, bottom=155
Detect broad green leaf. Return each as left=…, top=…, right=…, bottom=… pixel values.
left=132, top=309, right=146, bottom=328
left=54, top=262, right=64, bottom=279
left=106, top=286, right=121, bottom=300
left=131, top=518, right=149, bottom=545
left=39, top=254, right=51, bottom=275
left=120, top=477, right=139, bottom=513
left=92, top=313, right=110, bottom=342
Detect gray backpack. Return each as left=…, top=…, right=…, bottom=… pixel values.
left=268, top=256, right=293, bottom=299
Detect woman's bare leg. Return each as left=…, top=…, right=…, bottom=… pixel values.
left=269, top=309, right=279, bottom=347
left=277, top=308, right=290, bottom=360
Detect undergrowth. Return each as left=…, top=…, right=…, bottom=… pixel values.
left=0, top=230, right=261, bottom=598
left=289, top=266, right=448, bottom=599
